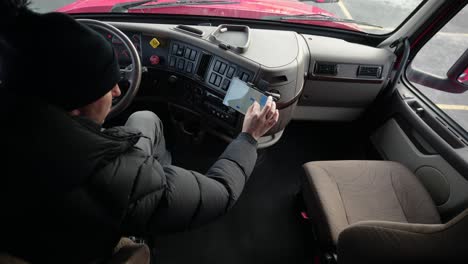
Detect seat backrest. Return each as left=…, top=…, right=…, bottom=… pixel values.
left=337, top=208, right=468, bottom=264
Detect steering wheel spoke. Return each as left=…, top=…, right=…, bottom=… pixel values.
left=120, top=64, right=134, bottom=82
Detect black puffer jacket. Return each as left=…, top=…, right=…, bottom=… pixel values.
left=0, top=98, right=257, bottom=263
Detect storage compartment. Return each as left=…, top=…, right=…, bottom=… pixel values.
left=406, top=100, right=465, bottom=149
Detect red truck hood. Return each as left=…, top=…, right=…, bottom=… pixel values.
left=58, top=0, right=359, bottom=31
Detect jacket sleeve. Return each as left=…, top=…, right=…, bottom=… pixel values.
left=122, top=132, right=258, bottom=235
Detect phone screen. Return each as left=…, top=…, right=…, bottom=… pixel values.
left=223, top=77, right=268, bottom=115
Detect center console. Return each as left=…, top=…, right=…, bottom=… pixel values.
left=137, top=38, right=259, bottom=135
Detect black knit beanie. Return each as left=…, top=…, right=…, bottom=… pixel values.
left=1, top=8, right=120, bottom=111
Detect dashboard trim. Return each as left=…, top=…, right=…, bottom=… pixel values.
left=309, top=75, right=384, bottom=84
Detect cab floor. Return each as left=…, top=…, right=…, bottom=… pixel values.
left=152, top=120, right=375, bottom=264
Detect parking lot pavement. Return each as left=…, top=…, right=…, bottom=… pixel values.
left=304, top=0, right=422, bottom=33
left=29, top=0, right=75, bottom=13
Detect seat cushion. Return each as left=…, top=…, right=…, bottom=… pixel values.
left=301, top=160, right=441, bottom=246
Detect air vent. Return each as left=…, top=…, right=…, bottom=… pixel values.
left=314, top=63, right=338, bottom=75
left=175, top=25, right=204, bottom=37
left=196, top=53, right=212, bottom=80
left=357, top=65, right=382, bottom=78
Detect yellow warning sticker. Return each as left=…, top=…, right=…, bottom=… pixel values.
left=149, top=38, right=160, bottom=49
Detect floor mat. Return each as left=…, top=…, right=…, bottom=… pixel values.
left=153, top=120, right=371, bottom=264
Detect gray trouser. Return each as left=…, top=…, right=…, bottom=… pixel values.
left=125, top=111, right=172, bottom=166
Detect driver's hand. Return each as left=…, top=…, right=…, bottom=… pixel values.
left=242, top=96, right=279, bottom=141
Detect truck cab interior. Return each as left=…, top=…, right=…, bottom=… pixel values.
left=1, top=0, right=468, bottom=263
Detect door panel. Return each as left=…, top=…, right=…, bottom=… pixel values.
left=370, top=4, right=468, bottom=220
left=371, top=115, right=468, bottom=220
left=371, top=79, right=468, bottom=220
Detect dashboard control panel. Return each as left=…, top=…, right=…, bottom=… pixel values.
left=166, top=40, right=254, bottom=95
left=205, top=56, right=253, bottom=94
left=104, top=32, right=254, bottom=130
left=168, top=41, right=201, bottom=75
left=203, top=92, right=238, bottom=125
left=141, top=35, right=169, bottom=67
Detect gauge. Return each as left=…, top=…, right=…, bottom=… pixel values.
left=111, top=35, right=123, bottom=45
left=119, top=49, right=130, bottom=60
left=108, top=32, right=142, bottom=66
left=131, top=34, right=142, bottom=55
left=114, top=47, right=131, bottom=65
left=111, top=33, right=140, bottom=47
left=132, top=34, right=141, bottom=45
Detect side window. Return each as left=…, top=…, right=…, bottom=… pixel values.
left=407, top=5, right=468, bottom=132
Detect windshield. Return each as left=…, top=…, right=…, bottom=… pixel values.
left=29, top=0, right=425, bottom=34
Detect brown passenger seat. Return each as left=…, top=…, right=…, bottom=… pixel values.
left=301, top=160, right=467, bottom=263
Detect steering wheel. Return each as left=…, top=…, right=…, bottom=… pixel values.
left=78, top=19, right=142, bottom=119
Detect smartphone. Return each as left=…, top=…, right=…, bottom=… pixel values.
left=223, top=77, right=268, bottom=115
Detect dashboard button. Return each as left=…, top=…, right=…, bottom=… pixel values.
left=172, top=44, right=179, bottom=55
left=150, top=55, right=160, bottom=65
left=190, top=50, right=197, bottom=61
left=221, top=79, right=230, bottom=91
left=186, top=62, right=193, bottom=73
left=213, top=61, right=221, bottom=72
left=214, top=75, right=222, bottom=87
left=209, top=73, right=217, bottom=84
left=176, top=46, right=184, bottom=56
left=184, top=48, right=191, bottom=59
left=227, top=66, right=235, bottom=78
left=241, top=72, right=250, bottom=81
left=169, top=57, right=176, bottom=67
left=177, top=59, right=185, bottom=70
left=219, top=63, right=227, bottom=75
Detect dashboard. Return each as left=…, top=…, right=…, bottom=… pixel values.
left=102, top=22, right=396, bottom=143
left=106, top=31, right=255, bottom=94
